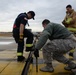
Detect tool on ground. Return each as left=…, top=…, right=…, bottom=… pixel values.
left=21, top=35, right=39, bottom=75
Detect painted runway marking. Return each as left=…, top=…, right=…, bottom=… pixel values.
left=0, top=42, right=13, bottom=45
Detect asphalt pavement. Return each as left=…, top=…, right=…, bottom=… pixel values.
left=0, top=37, right=17, bottom=51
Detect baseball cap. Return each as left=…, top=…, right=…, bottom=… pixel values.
left=28, top=11, right=35, bottom=20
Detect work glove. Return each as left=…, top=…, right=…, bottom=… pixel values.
left=19, top=34, right=24, bottom=42
left=62, top=20, right=68, bottom=27
left=34, top=49, right=39, bottom=57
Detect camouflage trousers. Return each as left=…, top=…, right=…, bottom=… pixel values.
left=69, top=33, right=76, bottom=53
left=42, top=34, right=76, bottom=64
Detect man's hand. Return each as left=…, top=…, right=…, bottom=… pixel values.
left=19, top=34, right=24, bottom=42
left=62, top=20, right=69, bottom=27
left=34, top=49, right=39, bottom=57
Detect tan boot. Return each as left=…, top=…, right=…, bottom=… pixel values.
left=64, top=62, right=76, bottom=71
left=40, top=63, right=54, bottom=72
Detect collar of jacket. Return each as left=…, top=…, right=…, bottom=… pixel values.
left=24, top=12, right=29, bottom=19
left=66, top=9, right=74, bottom=14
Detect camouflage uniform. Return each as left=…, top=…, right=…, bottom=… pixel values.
left=42, top=35, right=76, bottom=64
left=35, top=22, right=76, bottom=64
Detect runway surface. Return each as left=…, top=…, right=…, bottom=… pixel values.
left=0, top=37, right=17, bottom=50
left=0, top=37, right=76, bottom=75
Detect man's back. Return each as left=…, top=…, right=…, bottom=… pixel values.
left=44, top=22, right=71, bottom=40
left=35, top=22, right=72, bottom=50
left=14, top=13, right=27, bottom=28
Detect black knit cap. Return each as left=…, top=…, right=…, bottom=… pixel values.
left=28, top=11, right=35, bottom=20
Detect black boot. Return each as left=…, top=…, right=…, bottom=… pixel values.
left=17, top=56, right=26, bottom=62
left=26, top=47, right=33, bottom=52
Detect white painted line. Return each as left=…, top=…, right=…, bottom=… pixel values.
left=0, top=42, right=13, bottom=45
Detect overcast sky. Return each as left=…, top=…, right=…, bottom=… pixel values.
left=0, top=0, right=76, bottom=32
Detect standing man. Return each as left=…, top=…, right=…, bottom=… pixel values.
left=13, top=11, right=35, bottom=62
left=34, top=19, right=76, bottom=72
left=62, top=4, right=76, bottom=56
